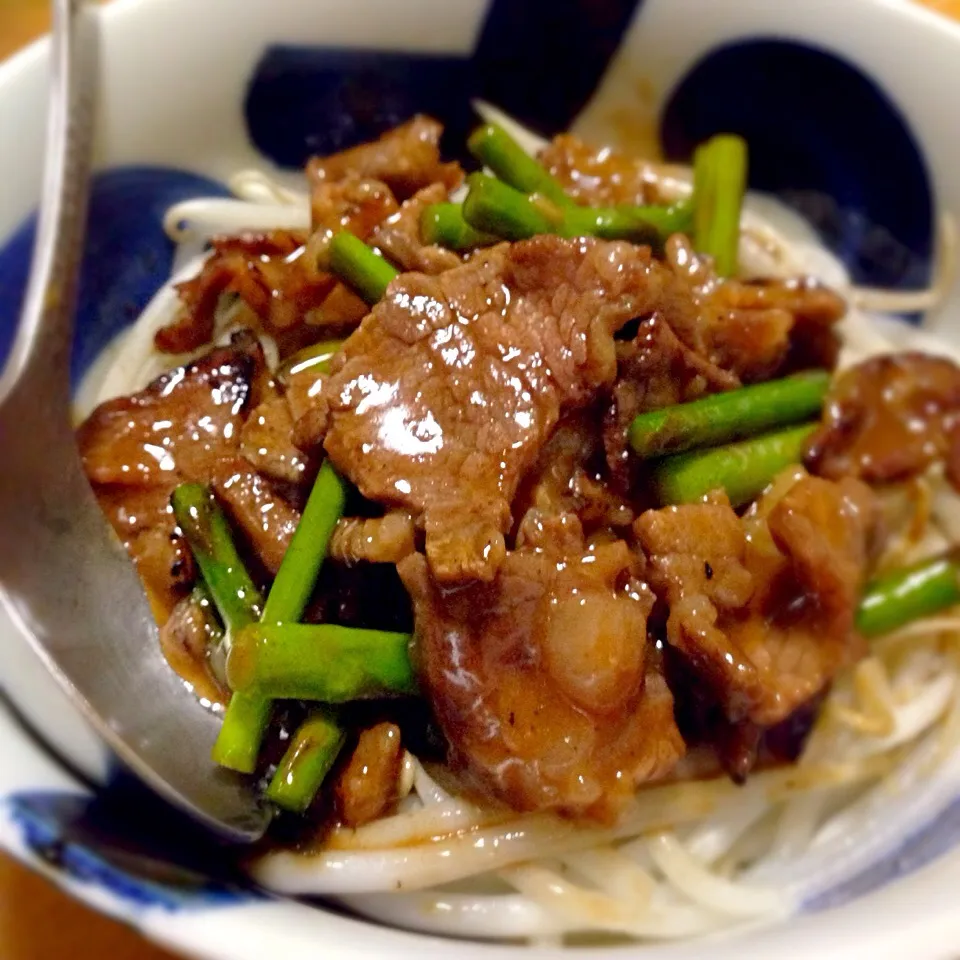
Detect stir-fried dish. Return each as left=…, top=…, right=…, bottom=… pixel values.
left=75, top=112, right=960, bottom=942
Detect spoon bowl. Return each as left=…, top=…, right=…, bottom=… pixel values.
left=0, top=0, right=268, bottom=844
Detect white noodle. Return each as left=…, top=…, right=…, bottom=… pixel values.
left=644, top=832, right=788, bottom=919
left=76, top=104, right=960, bottom=944
left=341, top=888, right=559, bottom=939
left=412, top=759, right=453, bottom=806
left=854, top=674, right=956, bottom=758
left=322, top=799, right=503, bottom=854
left=228, top=168, right=309, bottom=207
left=682, top=795, right=771, bottom=865
left=163, top=198, right=310, bottom=243
left=502, top=863, right=725, bottom=940
left=560, top=847, right=656, bottom=904
left=84, top=254, right=207, bottom=409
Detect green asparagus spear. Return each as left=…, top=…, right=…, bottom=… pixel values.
left=175, top=461, right=351, bottom=773
left=857, top=555, right=960, bottom=638
left=227, top=623, right=416, bottom=702
left=277, top=339, right=343, bottom=383
left=217, top=462, right=348, bottom=775
left=563, top=203, right=665, bottom=247
left=420, top=202, right=498, bottom=250
left=693, top=134, right=748, bottom=277
left=172, top=484, right=270, bottom=772
left=462, top=173, right=680, bottom=246
left=463, top=173, right=562, bottom=240
left=693, top=142, right=715, bottom=258
left=212, top=692, right=273, bottom=773
left=629, top=371, right=830, bottom=460
left=652, top=423, right=816, bottom=506
left=467, top=122, right=575, bottom=207
left=606, top=199, right=694, bottom=238
left=267, top=709, right=347, bottom=813
left=327, top=232, right=399, bottom=305
left=261, top=461, right=347, bottom=626
left=171, top=484, right=263, bottom=635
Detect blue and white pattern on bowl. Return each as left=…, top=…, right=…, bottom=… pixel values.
left=1, top=0, right=960, bottom=955
left=8, top=786, right=253, bottom=910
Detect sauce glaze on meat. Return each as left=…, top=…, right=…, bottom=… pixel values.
left=75, top=117, right=960, bottom=823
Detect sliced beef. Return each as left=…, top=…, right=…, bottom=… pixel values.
left=714, top=720, right=763, bottom=784
left=240, top=395, right=314, bottom=487
left=307, top=115, right=462, bottom=202
left=603, top=313, right=739, bottom=490
left=514, top=407, right=635, bottom=534
left=730, top=475, right=875, bottom=724
left=158, top=177, right=396, bottom=356
left=94, top=485, right=195, bottom=617
left=664, top=235, right=847, bottom=383
left=322, top=236, right=703, bottom=584
left=806, top=352, right=960, bottom=489
left=158, top=231, right=320, bottom=354
left=284, top=360, right=329, bottom=452
left=159, top=589, right=226, bottom=704
left=539, top=133, right=659, bottom=207
left=369, top=182, right=462, bottom=275
left=334, top=722, right=404, bottom=827
left=310, top=175, right=398, bottom=236
left=637, top=496, right=755, bottom=616
left=211, top=461, right=302, bottom=577
left=77, top=338, right=263, bottom=613
left=399, top=539, right=683, bottom=817
left=78, top=338, right=259, bottom=486
left=635, top=474, right=878, bottom=727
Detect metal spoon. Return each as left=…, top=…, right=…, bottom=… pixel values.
left=0, top=0, right=269, bottom=843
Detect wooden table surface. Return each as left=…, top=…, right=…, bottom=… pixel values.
left=1, top=0, right=959, bottom=957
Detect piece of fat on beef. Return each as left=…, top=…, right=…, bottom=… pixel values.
left=635, top=473, right=878, bottom=728
left=328, top=513, right=417, bottom=566
left=322, top=235, right=699, bottom=584
left=77, top=337, right=263, bottom=613
left=399, top=538, right=683, bottom=819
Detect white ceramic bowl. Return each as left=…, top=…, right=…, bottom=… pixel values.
left=3, top=0, right=960, bottom=957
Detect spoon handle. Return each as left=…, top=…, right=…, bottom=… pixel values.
left=0, top=0, right=98, bottom=404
